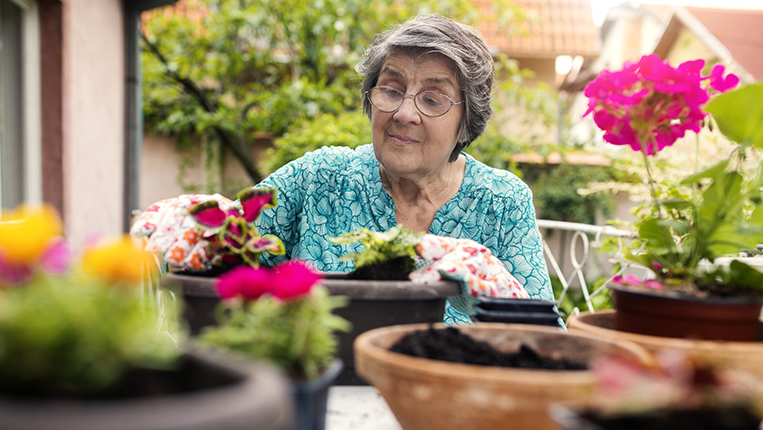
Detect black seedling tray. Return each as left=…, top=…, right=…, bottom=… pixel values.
left=476, top=296, right=558, bottom=313
left=472, top=308, right=563, bottom=327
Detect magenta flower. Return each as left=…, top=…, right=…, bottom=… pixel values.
left=216, top=265, right=272, bottom=300
left=270, top=260, right=323, bottom=300
left=613, top=274, right=664, bottom=291
left=189, top=187, right=285, bottom=268
left=215, top=260, right=322, bottom=302
left=584, top=55, right=738, bottom=155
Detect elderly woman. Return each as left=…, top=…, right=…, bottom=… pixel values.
left=253, top=14, right=552, bottom=322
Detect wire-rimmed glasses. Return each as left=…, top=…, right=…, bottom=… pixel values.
left=365, top=86, right=463, bottom=117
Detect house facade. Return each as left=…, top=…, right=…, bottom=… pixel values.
left=0, top=0, right=178, bottom=248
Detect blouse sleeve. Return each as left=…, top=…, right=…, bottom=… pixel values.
left=253, top=157, right=308, bottom=267
left=495, top=183, right=553, bottom=301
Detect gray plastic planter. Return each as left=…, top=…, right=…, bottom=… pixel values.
left=163, top=272, right=460, bottom=385
left=0, top=349, right=293, bottom=430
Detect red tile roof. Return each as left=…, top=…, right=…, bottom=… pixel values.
left=475, top=0, right=599, bottom=59
left=686, top=7, right=763, bottom=81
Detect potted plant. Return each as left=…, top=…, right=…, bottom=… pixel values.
left=583, top=54, right=763, bottom=341
left=0, top=205, right=293, bottom=430
left=567, top=310, right=763, bottom=381
left=157, top=219, right=460, bottom=385
left=353, top=322, right=653, bottom=430
left=550, top=349, right=763, bottom=429
left=325, top=227, right=461, bottom=383
left=195, top=261, right=351, bottom=430
left=153, top=188, right=287, bottom=334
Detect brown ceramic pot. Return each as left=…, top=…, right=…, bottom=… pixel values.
left=568, top=310, right=763, bottom=378
left=353, top=322, right=653, bottom=430
left=610, top=284, right=763, bottom=341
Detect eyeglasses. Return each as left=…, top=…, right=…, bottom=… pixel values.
left=365, top=86, right=463, bottom=118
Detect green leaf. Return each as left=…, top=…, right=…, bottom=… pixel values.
left=705, top=83, right=763, bottom=149
left=638, top=217, right=672, bottom=251
left=726, top=260, right=763, bottom=290
left=660, top=198, right=692, bottom=211
left=679, top=159, right=729, bottom=186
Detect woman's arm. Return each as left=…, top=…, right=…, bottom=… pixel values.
left=495, top=184, right=553, bottom=301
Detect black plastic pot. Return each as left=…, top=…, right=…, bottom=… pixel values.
left=291, top=359, right=343, bottom=430
left=0, top=349, right=293, bottom=430
left=162, top=272, right=460, bottom=385
left=550, top=402, right=763, bottom=430
left=472, top=296, right=563, bottom=328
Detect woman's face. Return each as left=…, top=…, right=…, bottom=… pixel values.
left=371, top=53, right=463, bottom=180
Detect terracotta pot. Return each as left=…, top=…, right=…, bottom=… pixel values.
left=0, top=349, right=292, bottom=430
left=610, top=284, right=763, bottom=341
left=568, top=310, right=763, bottom=378
left=163, top=272, right=460, bottom=385
left=353, top=322, right=653, bottom=430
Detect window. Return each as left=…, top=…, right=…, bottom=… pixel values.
left=0, top=0, right=40, bottom=210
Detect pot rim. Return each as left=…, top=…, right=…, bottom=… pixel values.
left=165, top=272, right=462, bottom=300
left=609, top=283, right=763, bottom=305
left=354, top=322, right=652, bottom=386
left=568, top=310, right=763, bottom=350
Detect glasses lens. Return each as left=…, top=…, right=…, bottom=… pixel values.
left=369, top=87, right=403, bottom=112
left=415, top=91, right=452, bottom=116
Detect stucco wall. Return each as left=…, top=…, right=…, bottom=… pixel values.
left=139, top=133, right=271, bottom=210
left=64, top=0, right=125, bottom=248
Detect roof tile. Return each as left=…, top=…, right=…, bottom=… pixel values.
left=476, top=0, right=599, bottom=59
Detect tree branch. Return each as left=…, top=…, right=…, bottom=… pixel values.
left=141, top=31, right=262, bottom=183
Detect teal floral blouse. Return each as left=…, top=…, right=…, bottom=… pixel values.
left=254, top=145, right=552, bottom=324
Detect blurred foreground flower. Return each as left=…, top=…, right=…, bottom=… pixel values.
left=0, top=205, right=70, bottom=285
left=0, top=205, right=181, bottom=397
left=81, top=236, right=156, bottom=285
left=200, top=260, right=350, bottom=380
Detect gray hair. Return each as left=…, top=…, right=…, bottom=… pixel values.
left=356, top=14, right=495, bottom=161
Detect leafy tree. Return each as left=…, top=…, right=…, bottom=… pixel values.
left=141, top=0, right=524, bottom=183
left=527, top=164, right=616, bottom=225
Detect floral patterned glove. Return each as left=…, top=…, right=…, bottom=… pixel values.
left=410, top=234, right=529, bottom=315
left=130, top=194, right=237, bottom=271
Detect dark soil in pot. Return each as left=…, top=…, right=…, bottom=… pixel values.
left=343, top=257, right=413, bottom=281
left=390, top=326, right=587, bottom=371
left=7, top=354, right=239, bottom=399
left=578, top=405, right=760, bottom=430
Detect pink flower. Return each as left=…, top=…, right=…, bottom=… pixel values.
left=270, top=260, right=323, bottom=300
left=39, top=240, right=72, bottom=275
left=584, top=55, right=739, bottom=155
left=216, top=266, right=271, bottom=300
left=215, top=260, right=322, bottom=302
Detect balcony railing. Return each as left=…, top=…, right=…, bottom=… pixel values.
left=536, top=219, right=641, bottom=316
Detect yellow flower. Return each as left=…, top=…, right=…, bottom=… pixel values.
left=0, top=205, right=63, bottom=264
left=81, top=236, right=155, bottom=285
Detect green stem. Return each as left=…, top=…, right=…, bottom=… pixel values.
left=641, top=140, right=662, bottom=212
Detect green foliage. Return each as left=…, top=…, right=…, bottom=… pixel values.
left=0, top=277, right=180, bottom=396
left=705, top=82, right=763, bottom=151
left=624, top=84, right=763, bottom=289
left=551, top=276, right=613, bottom=321
left=142, top=0, right=524, bottom=181
left=329, top=226, right=422, bottom=271
left=198, top=287, right=350, bottom=380
left=526, top=164, right=616, bottom=225
left=262, top=110, right=371, bottom=175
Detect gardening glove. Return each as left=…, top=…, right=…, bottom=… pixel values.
left=410, top=234, right=529, bottom=316
left=130, top=194, right=237, bottom=271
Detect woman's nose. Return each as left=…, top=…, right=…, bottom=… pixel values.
left=393, top=95, right=422, bottom=124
